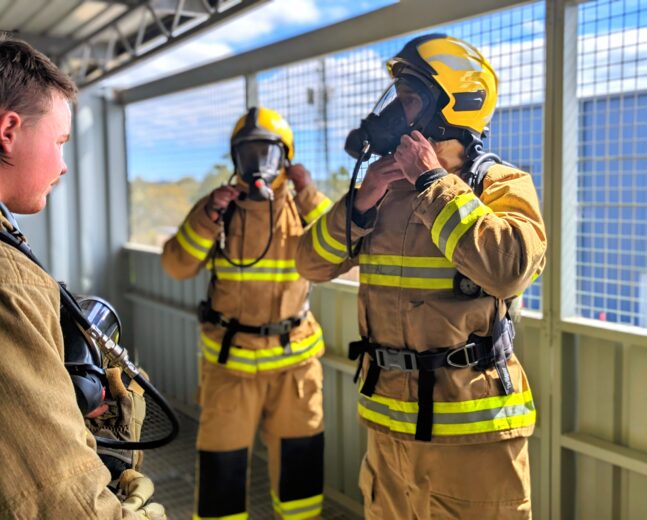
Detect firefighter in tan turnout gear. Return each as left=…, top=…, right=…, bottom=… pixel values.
left=162, top=107, right=332, bottom=520
left=297, top=34, right=547, bottom=519
left=0, top=37, right=166, bottom=520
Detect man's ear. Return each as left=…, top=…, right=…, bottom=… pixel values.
left=0, top=111, right=22, bottom=156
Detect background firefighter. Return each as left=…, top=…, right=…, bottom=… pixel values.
left=296, top=34, right=547, bottom=519
left=161, top=107, right=333, bottom=520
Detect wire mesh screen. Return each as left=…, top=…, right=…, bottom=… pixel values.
left=257, top=2, right=545, bottom=308
left=576, top=0, right=647, bottom=328
left=125, top=78, right=246, bottom=247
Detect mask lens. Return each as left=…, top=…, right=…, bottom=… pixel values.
left=77, top=296, right=122, bottom=344
left=372, top=76, right=433, bottom=127
left=372, top=83, right=398, bottom=115
left=235, top=141, right=284, bottom=180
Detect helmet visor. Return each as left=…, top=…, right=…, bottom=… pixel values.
left=234, top=140, right=284, bottom=181
left=372, top=75, right=435, bottom=128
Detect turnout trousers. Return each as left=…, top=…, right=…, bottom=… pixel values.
left=194, top=358, right=324, bottom=520
left=360, top=429, right=531, bottom=520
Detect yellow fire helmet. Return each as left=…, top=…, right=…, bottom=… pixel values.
left=230, top=107, right=294, bottom=190
left=386, top=33, right=498, bottom=148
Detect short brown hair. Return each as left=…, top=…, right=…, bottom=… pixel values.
left=0, top=34, right=78, bottom=165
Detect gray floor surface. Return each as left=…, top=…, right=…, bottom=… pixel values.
left=144, top=411, right=362, bottom=519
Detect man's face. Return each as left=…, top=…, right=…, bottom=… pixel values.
left=3, top=92, right=71, bottom=214
left=396, top=82, right=426, bottom=125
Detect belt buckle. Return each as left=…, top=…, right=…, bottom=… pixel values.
left=446, top=343, right=479, bottom=369
left=375, top=348, right=418, bottom=372
left=260, top=320, right=292, bottom=336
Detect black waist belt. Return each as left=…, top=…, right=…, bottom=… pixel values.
left=198, top=300, right=304, bottom=365
left=349, top=310, right=515, bottom=442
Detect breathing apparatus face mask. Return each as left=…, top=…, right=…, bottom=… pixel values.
left=344, top=74, right=440, bottom=160
left=234, top=140, right=285, bottom=201
left=61, top=296, right=121, bottom=416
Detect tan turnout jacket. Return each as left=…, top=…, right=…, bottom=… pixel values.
left=161, top=183, right=332, bottom=377
left=0, top=216, right=144, bottom=519
left=296, top=164, right=547, bottom=444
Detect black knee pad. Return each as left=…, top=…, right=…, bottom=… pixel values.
left=197, top=448, right=247, bottom=517
left=279, top=432, right=324, bottom=502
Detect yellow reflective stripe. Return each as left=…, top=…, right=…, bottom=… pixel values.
left=201, top=328, right=324, bottom=374
left=205, top=258, right=300, bottom=281
left=193, top=513, right=248, bottom=520
left=444, top=204, right=492, bottom=261
left=183, top=220, right=214, bottom=249
left=359, top=273, right=454, bottom=289
left=368, top=387, right=534, bottom=414
left=433, top=411, right=536, bottom=436
left=213, top=258, right=296, bottom=268
left=177, top=230, right=208, bottom=261
left=358, top=387, right=536, bottom=436
left=431, top=193, right=476, bottom=245
left=358, top=402, right=417, bottom=435
left=271, top=490, right=323, bottom=520
left=431, top=193, right=492, bottom=261
left=320, top=214, right=345, bottom=253
left=359, top=254, right=454, bottom=268
left=217, top=271, right=300, bottom=282
left=303, top=197, right=333, bottom=224
left=312, top=216, right=346, bottom=264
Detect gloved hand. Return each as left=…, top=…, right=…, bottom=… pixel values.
left=118, top=469, right=167, bottom=520
left=286, top=163, right=312, bottom=192
left=205, top=185, right=240, bottom=221
left=85, top=367, right=147, bottom=480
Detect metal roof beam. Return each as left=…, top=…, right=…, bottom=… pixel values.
left=58, top=0, right=266, bottom=87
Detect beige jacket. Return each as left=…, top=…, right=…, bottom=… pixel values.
left=161, top=183, right=332, bottom=377
left=0, top=216, right=144, bottom=518
left=297, top=164, right=547, bottom=444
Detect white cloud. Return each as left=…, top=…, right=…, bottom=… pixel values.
left=102, top=39, right=233, bottom=88
left=204, top=0, right=320, bottom=45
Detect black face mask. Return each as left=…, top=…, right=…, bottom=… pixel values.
left=234, top=140, right=284, bottom=201
left=60, top=296, right=122, bottom=416
left=345, top=98, right=409, bottom=159
left=345, top=75, right=438, bottom=160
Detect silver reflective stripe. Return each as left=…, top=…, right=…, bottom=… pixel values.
left=434, top=402, right=536, bottom=425
left=424, top=53, right=483, bottom=71
left=358, top=395, right=418, bottom=424
left=314, top=218, right=346, bottom=260
left=437, top=197, right=482, bottom=254
left=216, top=266, right=297, bottom=274
left=360, top=263, right=456, bottom=278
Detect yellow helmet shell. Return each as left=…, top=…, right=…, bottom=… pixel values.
left=231, top=107, right=295, bottom=161
left=387, top=34, right=498, bottom=137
